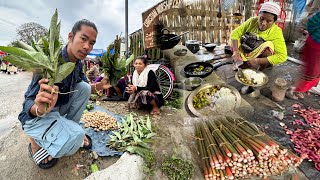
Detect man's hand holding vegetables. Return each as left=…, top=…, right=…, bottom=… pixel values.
left=31, top=79, right=59, bottom=117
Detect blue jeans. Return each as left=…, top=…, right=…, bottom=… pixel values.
left=23, top=81, right=91, bottom=158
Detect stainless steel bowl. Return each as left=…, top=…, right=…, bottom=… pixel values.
left=235, top=69, right=269, bottom=87
left=183, top=77, right=203, bottom=91
left=187, top=83, right=242, bottom=117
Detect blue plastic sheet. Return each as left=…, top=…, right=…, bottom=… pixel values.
left=88, top=49, right=107, bottom=57
left=81, top=105, right=124, bottom=157
left=293, top=0, right=307, bottom=21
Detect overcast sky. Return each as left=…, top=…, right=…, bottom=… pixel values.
left=0, top=0, right=161, bottom=49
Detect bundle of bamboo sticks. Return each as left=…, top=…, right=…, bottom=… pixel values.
left=196, top=117, right=302, bottom=180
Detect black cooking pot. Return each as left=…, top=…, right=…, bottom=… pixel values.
left=184, top=62, right=214, bottom=78
left=204, top=43, right=217, bottom=52
left=185, top=40, right=200, bottom=54
left=224, top=45, right=233, bottom=55
left=158, top=33, right=181, bottom=50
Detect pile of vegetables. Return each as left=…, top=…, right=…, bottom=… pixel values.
left=193, top=85, right=221, bottom=108
left=285, top=104, right=320, bottom=170
left=81, top=111, right=117, bottom=131
left=191, top=65, right=212, bottom=75
left=292, top=104, right=320, bottom=127
left=107, top=113, right=157, bottom=174
left=194, top=65, right=205, bottom=72
left=192, top=85, right=237, bottom=114
left=290, top=128, right=320, bottom=170
left=85, top=103, right=94, bottom=111
left=196, top=117, right=302, bottom=180
left=107, top=113, right=156, bottom=151
left=161, top=156, right=194, bottom=180
left=164, top=91, right=182, bottom=110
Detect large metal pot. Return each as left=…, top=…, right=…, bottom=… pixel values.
left=185, top=40, right=200, bottom=54
left=157, top=28, right=181, bottom=50
left=158, top=34, right=181, bottom=50
left=183, top=77, right=203, bottom=91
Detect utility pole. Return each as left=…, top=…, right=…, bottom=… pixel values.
left=125, top=0, right=129, bottom=58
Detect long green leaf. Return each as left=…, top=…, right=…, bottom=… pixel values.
left=113, top=131, right=122, bottom=140
left=2, top=46, right=51, bottom=68
left=3, top=54, right=53, bottom=73
left=54, top=21, right=62, bottom=58
left=41, top=37, right=50, bottom=56
left=146, top=133, right=157, bottom=139
left=132, top=134, right=139, bottom=143
left=16, top=41, right=36, bottom=52
left=125, top=54, right=135, bottom=66
left=137, top=141, right=149, bottom=149
left=28, top=51, right=51, bottom=66
left=49, top=9, right=58, bottom=59
left=32, top=40, right=44, bottom=54
left=146, top=116, right=152, bottom=131
left=4, top=55, right=35, bottom=70
left=0, top=46, right=37, bottom=62
left=54, top=62, right=75, bottom=83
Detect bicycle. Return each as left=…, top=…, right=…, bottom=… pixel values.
left=147, top=58, right=176, bottom=100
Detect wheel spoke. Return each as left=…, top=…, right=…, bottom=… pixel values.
left=155, top=67, right=174, bottom=99
left=158, top=76, right=169, bottom=82
left=161, top=86, right=170, bottom=91
left=160, top=82, right=172, bottom=86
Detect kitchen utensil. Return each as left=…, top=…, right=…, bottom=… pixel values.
left=235, top=69, right=269, bottom=87
left=158, top=34, right=180, bottom=50
left=183, top=77, right=203, bottom=91
left=174, top=49, right=188, bottom=56
left=167, top=31, right=189, bottom=41
left=158, top=28, right=183, bottom=50
left=186, top=83, right=241, bottom=117
left=212, top=60, right=233, bottom=70
left=184, top=62, right=213, bottom=78
left=186, top=40, right=200, bottom=54
left=203, top=43, right=217, bottom=52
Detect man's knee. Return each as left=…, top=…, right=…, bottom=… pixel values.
left=77, top=81, right=91, bottom=97
left=48, top=121, right=85, bottom=157
left=259, top=48, right=273, bottom=58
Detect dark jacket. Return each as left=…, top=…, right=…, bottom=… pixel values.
left=136, top=70, right=164, bottom=107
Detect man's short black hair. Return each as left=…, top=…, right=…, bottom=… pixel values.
left=260, top=11, right=278, bottom=21
left=71, top=19, right=98, bottom=35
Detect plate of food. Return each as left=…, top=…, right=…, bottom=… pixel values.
left=184, top=62, right=213, bottom=78
left=187, top=83, right=241, bottom=117
left=235, top=69, right=269, bottom=87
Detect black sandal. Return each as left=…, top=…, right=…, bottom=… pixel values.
left=82, top=134, right=92, bottom=150
left=28, top=143, right=58, bottom=169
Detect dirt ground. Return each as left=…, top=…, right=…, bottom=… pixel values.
left=0, top=86, right=185, bottom=180
left=0, top=43, right=319, bottom=180
left=0, top=70, right=189, bottom=180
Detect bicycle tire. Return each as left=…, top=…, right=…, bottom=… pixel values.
left=155, top=65, right=174, bottom=99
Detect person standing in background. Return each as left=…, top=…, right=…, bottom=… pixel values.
left=286, top=11, right=320, bottom=99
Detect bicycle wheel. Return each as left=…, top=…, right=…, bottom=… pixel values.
left=155, top=65, right=174, bottom=99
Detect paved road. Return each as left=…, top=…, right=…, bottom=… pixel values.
left=0, top=71, right=32, bottom=140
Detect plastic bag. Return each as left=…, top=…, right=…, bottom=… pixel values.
left=293, top=38, right=306, bottom=53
